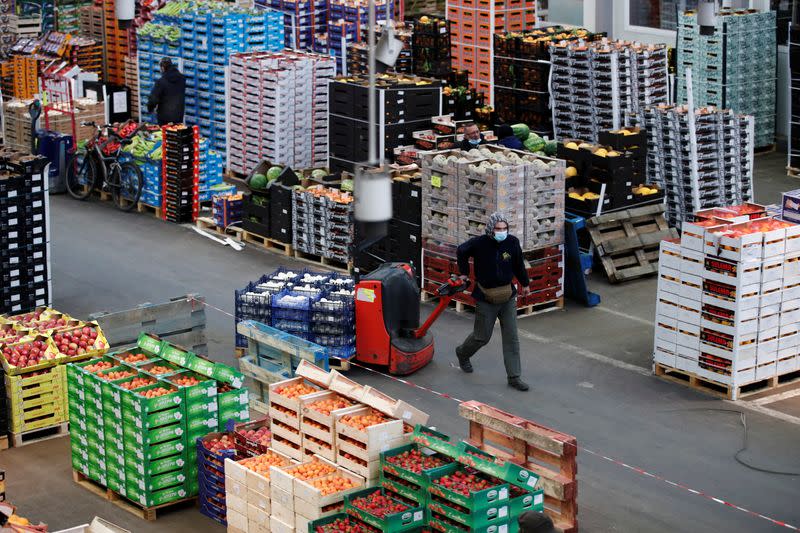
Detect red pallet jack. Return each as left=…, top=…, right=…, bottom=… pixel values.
left=354, top=262, right=467, bottom=375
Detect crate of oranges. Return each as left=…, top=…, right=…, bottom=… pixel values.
left=224, top=449, right=296, bottom=501
left=270, top=456, right=339, bottom=496
left=294, top=468, right=366, bottom=515
left=122, top=382, right=183, bottom=415
left=301, top=391, right=356, bottom=437
left=113, top=349, right=158, bottom=368
left=139, top=361, right=182, bottom=378
left=335, top=406, right=406, bottom=459
left=268, top=377, right=321, bottom=428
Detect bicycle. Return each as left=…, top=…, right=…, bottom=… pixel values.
left=65, top=121, right=146, bottom=212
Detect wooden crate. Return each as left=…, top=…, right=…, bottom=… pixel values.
left=293, top=468, right=364, bottom=520
left=459, top=401, right=577, bottom=533
left=268, top=377, right=323, bottom=430
left=270, top=455, right=339, bottom=496
left=334, top=405, right=406, bottom=463
left=300, top=390, right=356, bottom=461
left=586, top=203, right=678, bottom=284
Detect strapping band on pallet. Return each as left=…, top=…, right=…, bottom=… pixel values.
left=189, top=296, right=799, bottom=530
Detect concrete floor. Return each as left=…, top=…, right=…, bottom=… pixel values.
left=3, top=151, right=800, bottom=532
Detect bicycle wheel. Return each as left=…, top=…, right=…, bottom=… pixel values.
left=65, top=152, right=97, bottom=200
left=111, top=162, right=144, bottom=211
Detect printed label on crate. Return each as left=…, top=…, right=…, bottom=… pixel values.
left=704, top=257, right=737, bottom=276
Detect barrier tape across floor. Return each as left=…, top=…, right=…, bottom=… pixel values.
left=189, top=296, right=799, bottom=530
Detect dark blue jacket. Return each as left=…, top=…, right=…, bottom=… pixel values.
left=497, top=136, right=524, bottom=150
left=148, top=66, right=186, bottom=125
left=457, top=234, right=529, bottom=301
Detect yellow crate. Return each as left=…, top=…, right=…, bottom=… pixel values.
left=5, top=365, right=65, bottom=396
left=8, top=390, right=65, bottom=416
left=10, top=410, right=67, bottom=433
left=7, top=380, right=65, bottom=402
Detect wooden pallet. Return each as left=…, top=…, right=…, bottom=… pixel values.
left=0, top=435, right=9, bottom=451
left=89, top=294, right=206, bottom=354
left=137, top=201, right=162, bottom=218
left=459, top=401, right=578, bottom=533
left=654, top=363, right=800, bottom=401
left=72, top=470, right=197, bottom=521
left=293, top=250, right=352, bottom=273
left=10, top=421, right=69, bottom=448
left=787, top=166, right=800, bottom=178
left=242, top=230, right=294, bottom=257
left=421, top=290, right=564, bottom=318
left=196, top=216, right=243, bottom=241
left=586, top=203, right=678, bottom=284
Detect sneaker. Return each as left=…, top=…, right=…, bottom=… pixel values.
left=508, top=377, right=529, bottom=391
left=456, top=348, right=473, bottom=373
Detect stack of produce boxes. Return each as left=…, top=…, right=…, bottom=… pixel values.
left=268, top=377, right=322, bottom=461
left=0, top=152, right=51, bottom=314
left=228, top=50, right=334, bottom=175
left=67, top=333, right=248, bottom=508
left=335, top=405, right=406, bottom=485
left=639, top=105, right=754, bottom=230
left=138, top=5, right=284, bottom=155
left=347, top=23, right=412, bottom=75
left=677, top=8, right=776, bottom=149
left=494, top=27, right=593, bottom=136
left=654, top=206, right=800, bottom=392
left=161, top=125, right=199, bottom=224
left=315, top=0, right=394, bottom=72
left=550, top=39, right=668, bottom=143
left=420, top=147, right=565, bottom=310
left=235, top=268, right=303, bottom=347
left=197, top=139, right=232, bottom=203
left=412, top=16, right=450, bottom=78
left=789, top=24, right=800, bottom=172
left=328, top=75, right=441, bottom=173
left=213, top=193, right=244, bottom=230
left=197, top=432, right=236, bottom=525
left=101, top=0, right=131, bottom=85
left=258, top=0, right=327, bottom=51
left=447, top=0, right=536, bottom=98
left=224, top=449, right=296, bottom=533
left=300, top=390, right=353, bottom=463
left=558, top=128, right=663, bottom=216
left=292, top=187, right=354, bottom=266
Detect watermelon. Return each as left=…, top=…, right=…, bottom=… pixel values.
left=544, top=140, right=557, bottom=156
left=267, top=166, right=283, bottom=181
left=250, top=173, right=268, bottom=190
left=524, top=133, right=545, bottom=152
left=511, top=123, right=530, bottom=141
left=311, top=169, right=327, bottom=180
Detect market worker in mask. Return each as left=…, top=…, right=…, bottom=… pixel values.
left=459, top=122, right=485, bottom=150
left=455, top=212, right=531, bottom=391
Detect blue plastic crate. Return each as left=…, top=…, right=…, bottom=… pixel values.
left=314, top=334, right=355, bottom=347
left=273, top=319, right=312, bottom=333
left=326, top=345, right=356, bottom=360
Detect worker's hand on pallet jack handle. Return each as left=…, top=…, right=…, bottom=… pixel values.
left=519, top=284, right=530, bottom=297
left=438, top=275, right=470, bottom=297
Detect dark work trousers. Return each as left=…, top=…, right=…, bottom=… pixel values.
left=456, top=297, right=521, bottom=379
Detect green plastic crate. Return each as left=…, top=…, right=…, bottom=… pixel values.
left=125, top=464, right=189, bottom=492
left=124, top=435, right=188, bottom=463
left=425, top=463, right=510, bottom=510
left=344, top=487, right=427, bottom=533
left=139, top=361, right=183, bottom=378
left=210, top=362, right=245, bottom=388
left=411, top=425, right=459, bottom=458
left=380, top=473, right=427, bottom=506
left=137, top=332, right=165, bottom=358
left=122, top=383, right=183, bottom=414
left=123, top=419, right=185, bottom=447
left=457, top=442, right=540, bottom=491
left=165, top=372, right=217, bottom=405
left=122, top=404, right=184, bottom=430
left=427, top=494, right=510, bottom=529
left=124, top=452, right=190, bottom=478
left=509, top=488, right=545, bottom=516
left=217, top=386, right=249, bottom=410
left=158, top=342, right=194, bottom=367
left=381, top=443, right=454, bottom=488
left=217, top=404, right=249, bottom=431
left=125, top=481, right=190, bottom=508
left=429, top=511, right=509, bottom=533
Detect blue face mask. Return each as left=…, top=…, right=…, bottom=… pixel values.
left=494, top=230, right=508, bottom=242
left=468, top=138, right=481, bottom=146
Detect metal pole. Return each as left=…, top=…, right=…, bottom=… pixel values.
left=368, top=0, right=376, bottom=165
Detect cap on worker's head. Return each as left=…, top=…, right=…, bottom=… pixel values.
left=518, top=511, right=556, bottom=533
left=160, top=57, right=173, bottom=71
left=486, top=211, right=509, bottom=235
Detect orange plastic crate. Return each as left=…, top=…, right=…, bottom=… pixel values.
left=460, top=21, right=476, bottom=43
left=446, top=5, right=460, bottom=20
left=460, top=8, right=476, bottom=25
left=476, top=47, right=491, bottom=64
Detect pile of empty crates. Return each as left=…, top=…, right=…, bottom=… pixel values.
left=551, top=39, right=669, bottom=143
left=292, top=189, right=353, bottom=268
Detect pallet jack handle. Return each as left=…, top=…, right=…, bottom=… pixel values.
left=412, top=276, right=468, bottom=339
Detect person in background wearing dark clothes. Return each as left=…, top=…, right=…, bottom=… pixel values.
left=459, top=122, right=485, bottom=150
left=518, top=511, right=556, bottom=533
left=147, top=58, right=186, bottom=126
left=495, top=124, right=524, bottom=150
left=455, top=211, right=530, bottom=391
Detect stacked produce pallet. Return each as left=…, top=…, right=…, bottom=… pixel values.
left=258, top=0, right=327, bottom=51
left=197, top=139, right=229, bottom=203
left=328, top=75, right=441, bottom=172
left=197, top=433, right=236, bottom=525
left=654, top=206, right=800, bottom=400
left=551, top=39, right=669, bottom=143
left=0, top=152, right=51, bottom=314
left=68, top=333, right=247, bottom=510
left=559, top=127, right=663, bottom=216
left=677, top=8, right=776, bottom=150
left=102, top=0, right=131, bottom=85
left=161, top=125, right=199, bottom=224
left=9, top=56, right=39, bottom=100
left=0, top=0, right=17, bottom=58
left=421, top=146, right=565, bottom=313
left=56, top=0, right=92, bottom=34
left=314, top=0, right=394, bottom=73
left=447, top=0, right=536, bottom=98
left=292, top=187, right=354, bottom=268
left=228, top=50, right=334, bottom=175
left=494, top=27, right=593, bottom=137
left=790, top=24, right=800, bottom=173
left=138, top=6, right=284, bottom=155
left=347, top=22, right=412, bottom=76
left=9, top=14, right=43, bottom=41
left=79, top=6, right=104, bottom=45
left=639, top=105, right=754, bottom=230
left=123, top=56, right=140, bottom=119
left=213, top=193, right=244, bottom=230
left=412, top=15, right=450, bottom=78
